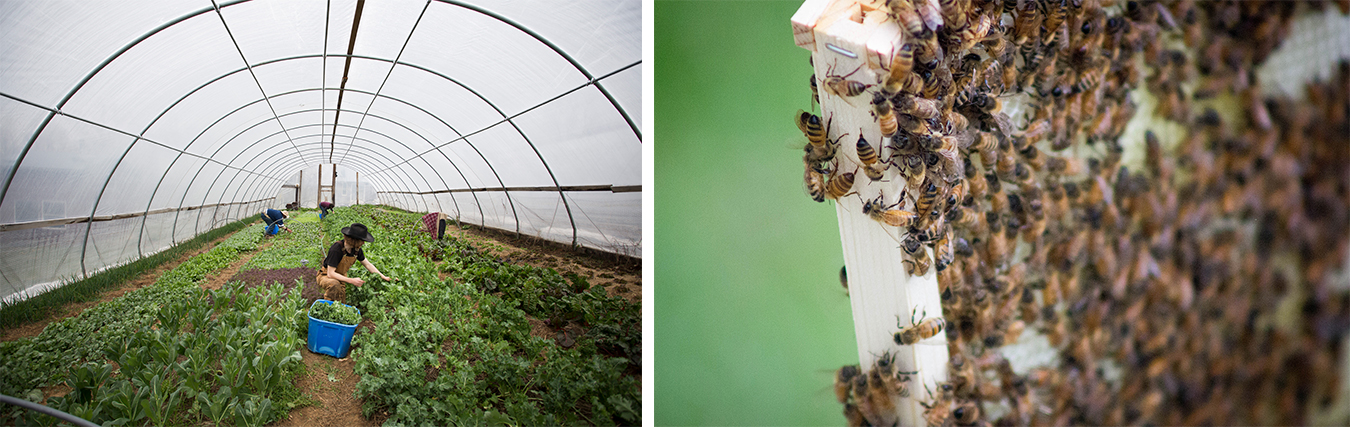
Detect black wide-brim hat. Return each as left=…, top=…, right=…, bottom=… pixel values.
left=341, top=223, right=375, bottom=242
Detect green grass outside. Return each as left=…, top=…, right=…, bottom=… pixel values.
left=655, top=1, right=861, bottom=425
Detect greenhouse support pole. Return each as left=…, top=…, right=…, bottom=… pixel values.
left=0, top=394, right=99, bottom=427
left=793, top=1, right=948, bottom=425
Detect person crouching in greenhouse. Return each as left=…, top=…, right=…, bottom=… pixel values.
left=261, top=208, right=290, bottom=236
left=318, top=201, right=334, bottom=219
left=316, top=223, right=395, bottom=303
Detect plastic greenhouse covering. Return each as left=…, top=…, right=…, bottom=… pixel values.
left=0, top=0, right=641, bottom=303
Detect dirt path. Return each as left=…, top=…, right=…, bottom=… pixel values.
left=272, top=346, right=377, bottom=427
left=0, top=232, right=237, bottom=342
left=201, top=239, right=271, bottom=291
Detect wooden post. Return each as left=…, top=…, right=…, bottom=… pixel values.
left=793, top=1, right=948, bottom=425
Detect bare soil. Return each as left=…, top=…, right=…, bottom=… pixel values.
left=271, top=347, right=377, bottom=427
left=202, top=239, right=270, bottom=291
left=0, top=232, right=235, bottom=342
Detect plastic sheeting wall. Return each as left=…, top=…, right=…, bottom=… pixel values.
left=0, top=0, right=641, bottom=303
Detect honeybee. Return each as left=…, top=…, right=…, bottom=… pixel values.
left=797, top=110, right=836, bottom=162
left=912, top=179, right=940, bottom=225
left=1041, top=0, right=1067, bottom=44
left=984, top=212, right=1009, bottom=264
left=944, top=179, right=966, bottom=211
left=926, top=141, right=964, bottom=183
left=872, top=352, right=918, bottom=397
left=952, top=400, right=981, bottom=425
left=839, top=265, right=849, bottom=295
left=934, top=228, right=954, bottom=271
left=843, top=404, right=866, bottom=427
left=835, top=365, right=860, bottom=404
left=921, top=384, right=955, bottom=427
left=938, top=0, right=969, bottom=32
left=969, top=92, right=1002, bottom=112
left=854, top=133, right=889, bottom=181
left=804, top=163, right=828, bottom=203
left=864, top=195, right=917, bottom=228
left=916, top=0, right=944, bottom=34
left=1011, top=0, right=1040, bottom=46
left=884, top=43, right=916, bottom=95
left=1020, top=116, right=1051, bottom=142
left=895, top=93, right=941, bottom=119
left=965, top=172, right=988, bottom=203
left=972, top=131, right=998, bottom=170
left=823, top=62, right=872, bottom=99
left=858, top=376, right=898, bottom=427
left=894, top=306, right=946, bottom=345
left=1045, top=154, right=1085, bottom=177
left=873, top=93, right=899, bottom=138
left=902, top=233, right=933, bottom=276
left=994, top=147, right=1017, bottom=180
left=952, top=54, right=983, bottom=96
left=948, top=353, right=977, bottom=398
left=896, top=114, right=932, bottom=136
left=902, top=153, right=928, bottom=188
left=914, top=35, right=944, bottom=70
left=921, top=63, right=953, bottom=100
left=825, top=171, right=858, bottom=201
left=889, top=0, right=928, bottom=38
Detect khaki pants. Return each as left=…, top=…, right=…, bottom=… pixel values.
left=316, top=273, right=346, bottom=303
left=317, top=252, right=359, bottom=303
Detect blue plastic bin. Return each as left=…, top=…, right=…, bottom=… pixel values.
left=308, top=299, right=360, bottom=358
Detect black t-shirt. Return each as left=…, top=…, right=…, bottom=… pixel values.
left=323, top=240, right=365, bottom=269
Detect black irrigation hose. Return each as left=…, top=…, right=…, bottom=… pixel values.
left=0, top=394, right=99, bottom=427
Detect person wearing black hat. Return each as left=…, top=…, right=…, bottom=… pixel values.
left=315, top=223, right=394, bottom=302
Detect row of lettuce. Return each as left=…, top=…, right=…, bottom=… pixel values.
left=1, top=206, right=639, bottom=426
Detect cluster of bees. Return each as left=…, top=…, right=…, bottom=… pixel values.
left=800, top=0, right=1350, bottom=426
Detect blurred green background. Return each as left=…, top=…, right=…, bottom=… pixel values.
left=655, top=0, right=860, bottom=425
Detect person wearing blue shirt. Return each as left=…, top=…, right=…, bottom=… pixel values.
left=261, top=209, right=290, bottom=236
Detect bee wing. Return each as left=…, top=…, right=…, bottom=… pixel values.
left=988, top=112, right=1014, bottom=143
left=936, top=149, right=965, bottom=183
left=795, top=109, right=814, bottom=134
left=949, top=127, right=977, bottom=151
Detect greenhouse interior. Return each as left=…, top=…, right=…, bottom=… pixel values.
left=0, top=0, right=641, bottom=426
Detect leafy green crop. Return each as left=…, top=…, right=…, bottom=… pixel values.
left=4, top=281, right=307, bottom=427
left=219, top=224, right=265, bottom=252
left=310, top=300, right=361, bottom=325
left=0, top=238, right=248, bottom=405
left=341, top=205, right=641, bottom=426
left=242, top=220, right=326, bottom=271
